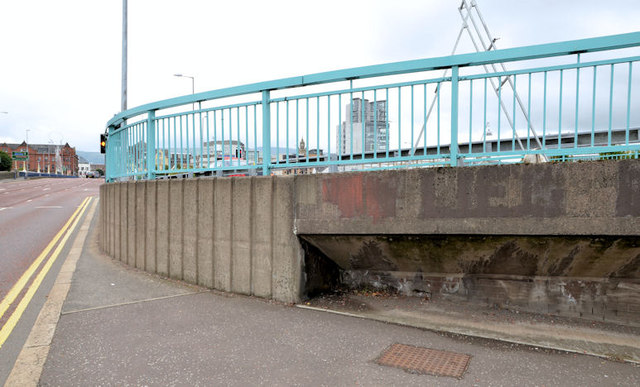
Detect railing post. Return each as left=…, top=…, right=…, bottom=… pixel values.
left=146, top=110, right=156, bottom=180
left=262, top=90, right=271, bottom=176
left=450, top=65, right=459, bottom=167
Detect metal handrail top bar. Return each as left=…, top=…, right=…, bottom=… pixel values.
left=107, top=32, right=640, bottom=128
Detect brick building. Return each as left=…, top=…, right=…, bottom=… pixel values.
left=0, top=142, right=79, bottom=175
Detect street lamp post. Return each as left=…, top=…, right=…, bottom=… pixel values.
left=174, top=74, right=195, bottom=111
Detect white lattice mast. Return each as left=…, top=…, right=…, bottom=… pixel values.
left=411, top=0, right=545, bottom=154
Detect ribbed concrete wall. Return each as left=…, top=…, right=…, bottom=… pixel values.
left=99, top=176, right=302, bottom=303
left=99, top=160, right=640, bottom=322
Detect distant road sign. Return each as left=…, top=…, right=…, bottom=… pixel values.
left=12, top=151, right=28, bottom=160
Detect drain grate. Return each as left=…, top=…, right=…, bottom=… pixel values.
left=376, top=343, right=471, bottom=379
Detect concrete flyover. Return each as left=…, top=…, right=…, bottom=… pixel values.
left=99, top=159, right=640, bottom=325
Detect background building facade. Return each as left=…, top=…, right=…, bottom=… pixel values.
left=0, top=142, right=78, bottom=175
left=337, top=98, right=388, bottom=155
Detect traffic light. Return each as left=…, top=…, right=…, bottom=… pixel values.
left=100, top=134, right=107, bottom=154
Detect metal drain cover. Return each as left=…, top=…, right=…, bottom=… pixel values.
left=376, top=343, right=471, bottom=379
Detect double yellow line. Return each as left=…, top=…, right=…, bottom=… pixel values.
left=0, top=196, right=93, bottom=349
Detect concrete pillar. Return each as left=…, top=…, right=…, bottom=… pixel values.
left=127, top=181, right=136, bottom=266
left=197, top=178, right=214, bottom=288
left=272, top=176, right=302, bottom=303
left=231, top=178, right=252, bottom=295
left=135, top=181, right=146, bottom=270
left=156, top=180, right=170, bottom=277
left=251, top=177, right=273, bottom=298
left=119, top=182, right=127, bottom=263
left=110, top=183, right=116, bottom=256
left=183, top=179, right=198, bottom=283
left=145, top=181, right=157, bottom=274
left=213, top=178, right=232, bottom=291
left=169, top=179, right=183, bottom=280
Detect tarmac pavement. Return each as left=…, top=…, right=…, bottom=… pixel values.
left=6, top=203, right=640, bottom=386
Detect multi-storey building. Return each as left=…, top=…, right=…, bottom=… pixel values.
left=337, top=98, right=388, bottom=155
left=0, top=142, right=78, bottom=175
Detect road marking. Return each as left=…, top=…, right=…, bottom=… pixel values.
left=26, top=199, right=32, bottom=202
left=5, top=198, right=98, bottom=386
left=0, top=197, right=91, bottom=350
left=0, top=207, right=10, bottom=211
left=35, top=206, right=62, bottom=209
left=0, top=197, right=88, bottom=322
left=42, top=188, right=50, bottom=191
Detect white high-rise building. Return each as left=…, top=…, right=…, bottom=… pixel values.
left=337, top=98, right=388, bottom=156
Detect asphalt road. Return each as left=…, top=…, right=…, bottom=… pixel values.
left=0, top=177, right=101, bottom=384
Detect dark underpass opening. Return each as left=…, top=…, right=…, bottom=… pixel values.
left=299, top=234, right=640, bottom=326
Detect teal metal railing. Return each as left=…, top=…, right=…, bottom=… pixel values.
left=105, top=32, right=640, bottom=181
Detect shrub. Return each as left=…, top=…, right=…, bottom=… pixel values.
left=0, top=151, right=11, bottom=171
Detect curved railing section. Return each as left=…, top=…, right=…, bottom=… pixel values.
left=105, top=32, right=640, bottom=182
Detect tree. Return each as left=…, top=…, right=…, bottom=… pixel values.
left=96, top=168, right=104, bottom=176
left=0, top=151, right=11, bottom=171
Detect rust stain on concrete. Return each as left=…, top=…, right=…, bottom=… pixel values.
left=322, top=174, right=396, bottom=222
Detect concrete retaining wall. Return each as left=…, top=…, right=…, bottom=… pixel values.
left=99, top=160, right=640, bottom=323
left=99, top=176, right=302, bottom=303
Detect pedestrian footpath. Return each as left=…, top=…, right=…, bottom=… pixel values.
left=6, top=207, right=640, bottom=386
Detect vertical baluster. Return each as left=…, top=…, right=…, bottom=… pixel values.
left=213, top=110, right=218, bottom=168
left=361, top=90, right=365, bottom=160
left=591, top=66, right=597, bottom=147
left=527, top=73, right=532, bottom=151
left=543, top=72, right=548, bottom=149
left=206, top=111, right=210, bottom=169
left=559, top=69, right=564, bottom=150
left=497, top=76, right=502, bottom=152
left=437, top=83, right=441, bottom=155
left=512, top=75, right=517, bottom=152
left=469, top=79, right=473, bottom=154
left=374, top=89, right=378, bottom=158
left=411, top=84, right=414, bottom=157
left=253, top=104, right=258, bottom=166
left=316, top=96, right=319, bottom=164
left=276, top=102, right=280, bottom=166
left=147, top=111, right=156, bottom=179
left=386, top=88, right=389, bottom=159
left=306, top=98, right=309, bottom=163
left=483, top=78, right=487, bottom=153
left=327, top=95, right=331, bottom=161
left=574, top=55, right=581, bottom=149
left=423, top=83, right=427, bottom=156
left=338, top=94, right=342, bottom=160
left=286, top=100, right=290, bottom=164
left=626, top=62, right=633, bottom=145
left=236, top=106, right=240, bottom=167
left=398, top=87, right=402, bottom=158
left=608, top=64, right=614, bottom=146
left=245, top=105, right=249, bottom=167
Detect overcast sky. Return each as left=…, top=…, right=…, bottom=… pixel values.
left=0, top=0, right=639, bottom=152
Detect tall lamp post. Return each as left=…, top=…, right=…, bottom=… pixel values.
left=174, top=74, right=195, bottom=111
left=122, top=0, right=127, bottom=112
